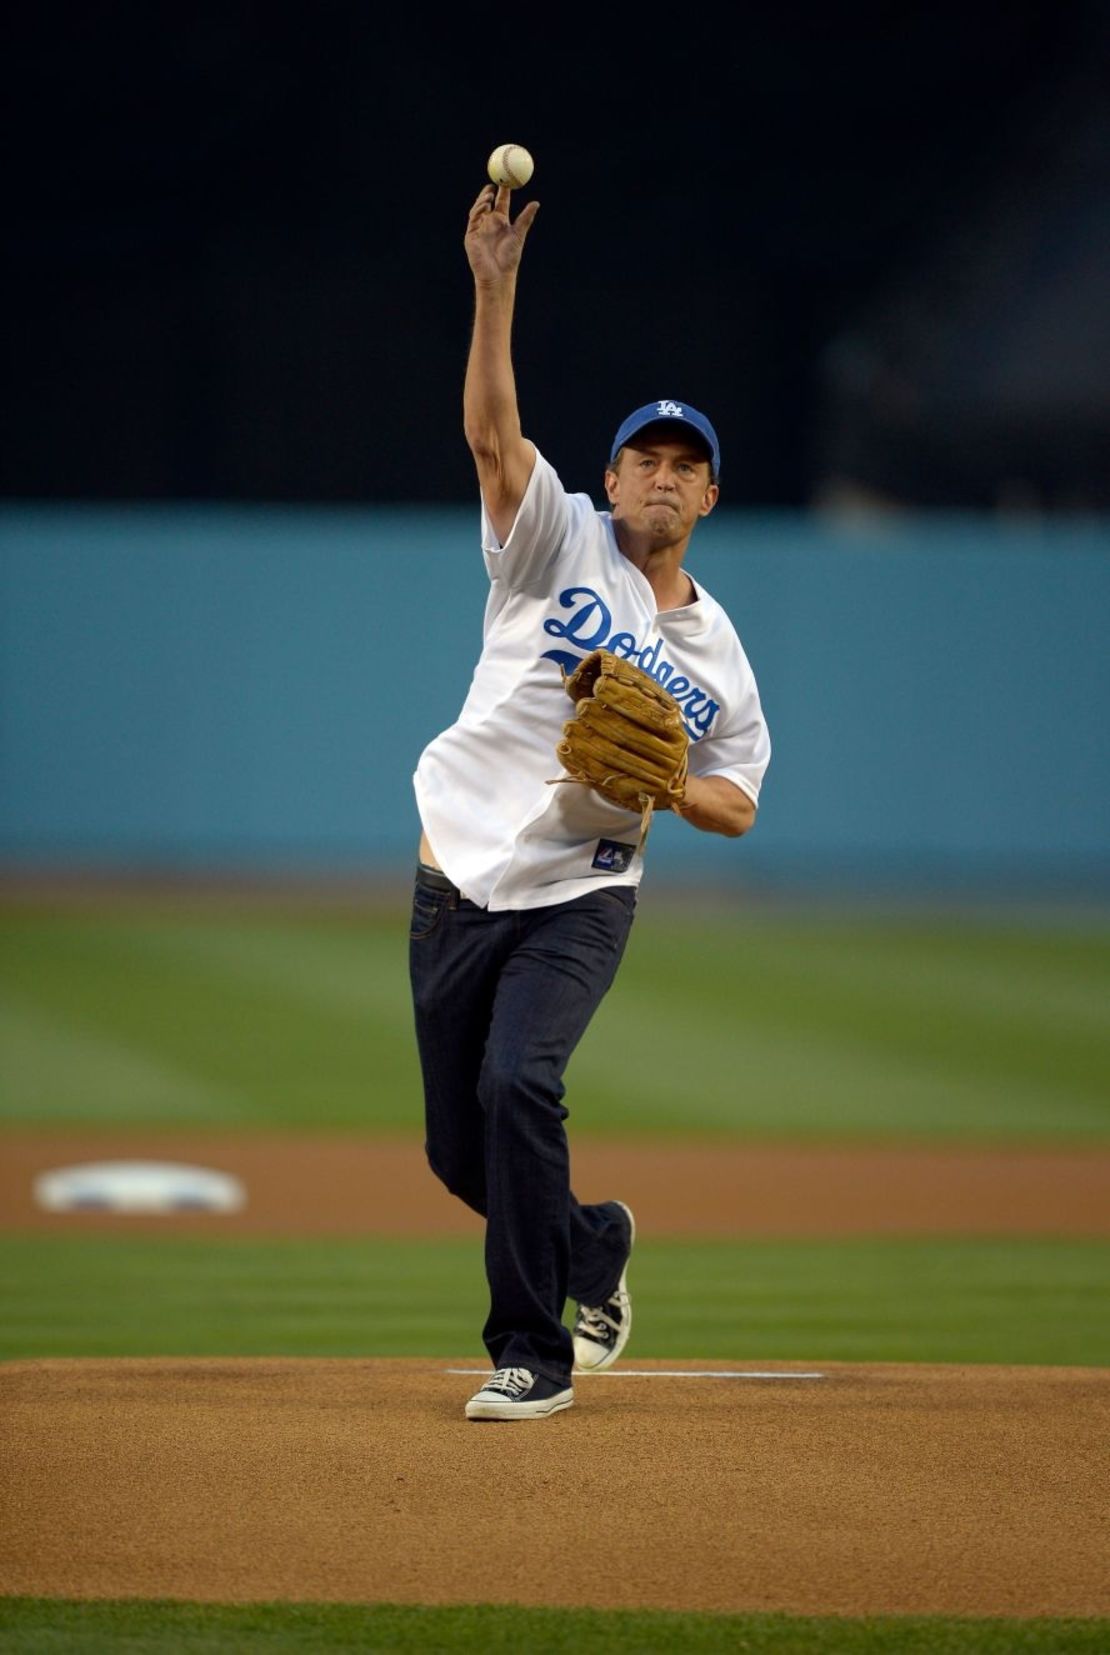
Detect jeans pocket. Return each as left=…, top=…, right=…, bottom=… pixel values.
left=596, top=885, right=637, bottom=911
left=410, top=885, right=448, bottom=941
left=583, top=885, right=638, bottom=951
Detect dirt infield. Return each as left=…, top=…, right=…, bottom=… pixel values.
left=3, top=1131, right=1110, bottom=1236
left=3, top=1133, right=1109, bottom=1618
left=2, top=1357, right=1107, bottom=1618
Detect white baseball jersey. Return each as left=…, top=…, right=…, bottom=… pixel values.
left=414, top=448, right=771, bottom=911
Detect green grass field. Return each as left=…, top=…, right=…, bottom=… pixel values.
left=1, top=1235, right=1107, bottom=1366
left=2, top=895, right=1108, bottom=1652
left=3, top=897, right=1109, bottom=1141
left=1, top=1598, right=1107, bottom=1654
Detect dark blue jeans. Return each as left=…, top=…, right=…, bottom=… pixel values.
left=409, top=866, right=637, bottom=1385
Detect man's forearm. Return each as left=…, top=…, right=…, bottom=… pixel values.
left=461, top=185, right=540, bottom=534
left=673, top=774, right=757, bottom=837
left=463, top=281, right=523, bottom=456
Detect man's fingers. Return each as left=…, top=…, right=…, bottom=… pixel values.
left=514, top=200, right=541, bottom=237
left=465, top=184, right=539, bottom=243
left=468, top=185, right=496, bottom=222
left=494, top=187, right=541, bottom=238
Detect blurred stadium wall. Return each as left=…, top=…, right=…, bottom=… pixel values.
left=2, top=503, right=1107, bottom=900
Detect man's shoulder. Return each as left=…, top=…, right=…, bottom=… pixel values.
left=526, top=449, right=616, bottom=558
left=530, top=447, right=608, bottom=520
left=687, top=573, right=736, bottom=626
left=482, top=447, right=611, bottom=579
left=686, top=577, right=759, bottom=665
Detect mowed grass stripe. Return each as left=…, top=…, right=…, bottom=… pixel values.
left=0, top=1598, right=1107, bottom=1653
left=115, top=916, right=415, bottom=1018
left=1, top=1236, right=1107, bottom=1365
left=2, top=912, right=423, bottom=1129
left=574, top=906, right=1110, bottom=1138
left=596, top=912, right=1110, bottom=1107
left=2, top=903, right=1109, bottom=1139
left=570, top=1001, right=1110, bottom=1139
left=0, top=998, right=252, bottom=1124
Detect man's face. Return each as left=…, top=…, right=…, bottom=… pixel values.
left=604, top=431, right=719, bottom=544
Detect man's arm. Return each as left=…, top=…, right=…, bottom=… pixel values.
left=673, top=774, right=757, bottom=838
left=463, top=183, right=540, bottom=544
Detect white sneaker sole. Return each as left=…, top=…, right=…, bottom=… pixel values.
left=465, top=1386, right=574, bottom=1421
left=573, top=1202, right=635, bottom=1373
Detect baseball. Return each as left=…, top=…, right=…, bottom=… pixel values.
left=487, top=143, right=534, bottom=189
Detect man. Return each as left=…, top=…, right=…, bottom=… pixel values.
left=410, top=179, right=771, bottom=1421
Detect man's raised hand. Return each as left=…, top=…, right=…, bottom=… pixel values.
left=464, top=184, right=540, bottom=284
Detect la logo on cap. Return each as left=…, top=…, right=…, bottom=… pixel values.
left=610, top=399, right=721, bottom=477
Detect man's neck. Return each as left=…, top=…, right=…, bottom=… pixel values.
left=646, top=560, right=696, bottom=611
left=614, top=527, right=696, bottom=611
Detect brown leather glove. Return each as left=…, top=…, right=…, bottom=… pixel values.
left=552, top=649, right=689, bottom=839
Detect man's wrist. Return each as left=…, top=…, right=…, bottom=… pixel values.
left=473, top=274, right=518, bottom=301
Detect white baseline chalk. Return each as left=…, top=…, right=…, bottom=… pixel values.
left=446, top=1368, right=824, bottom=1381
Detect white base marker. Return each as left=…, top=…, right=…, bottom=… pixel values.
left=34, top=1160, right=245, bottom=1214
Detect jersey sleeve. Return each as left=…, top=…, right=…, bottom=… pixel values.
left=480, top=448, right=580, bottom=588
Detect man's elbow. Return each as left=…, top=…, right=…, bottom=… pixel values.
left=677, top=776, right=757, bottom=837
left=729, top=796, right=757, bottom=838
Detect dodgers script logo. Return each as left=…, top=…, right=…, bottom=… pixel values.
left=541, top=585, right=721, bottom=740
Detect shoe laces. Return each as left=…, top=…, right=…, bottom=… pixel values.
left=578, top=1287, right=627, bottom=1340
left=485, top=1366, right=534, bottom=1398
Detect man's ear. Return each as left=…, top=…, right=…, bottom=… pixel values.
left=699, top=482, right=720, bottom=518
left=604, top=466, right=620, bottom=505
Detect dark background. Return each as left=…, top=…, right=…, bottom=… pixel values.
left=5, top=4, right=1108, bottom=510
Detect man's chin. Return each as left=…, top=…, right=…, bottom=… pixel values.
left=643, top=508, right=682, bottom=542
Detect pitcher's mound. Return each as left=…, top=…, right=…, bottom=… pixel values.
left=2, top=1356, right=1107, bottom=1618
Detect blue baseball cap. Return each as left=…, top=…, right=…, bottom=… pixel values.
left=609, top=399, right=720, bottom=479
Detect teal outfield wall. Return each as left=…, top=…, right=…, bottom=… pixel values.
left=2, top=503, right=1108, bottom=898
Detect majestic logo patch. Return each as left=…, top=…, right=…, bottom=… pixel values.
left=592, top=838, right=637, bottom=873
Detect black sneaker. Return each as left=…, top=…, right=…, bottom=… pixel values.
left=573, top=1201, right=635, bottom=1372
left=464, top=1366, right=574, bottom=1421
